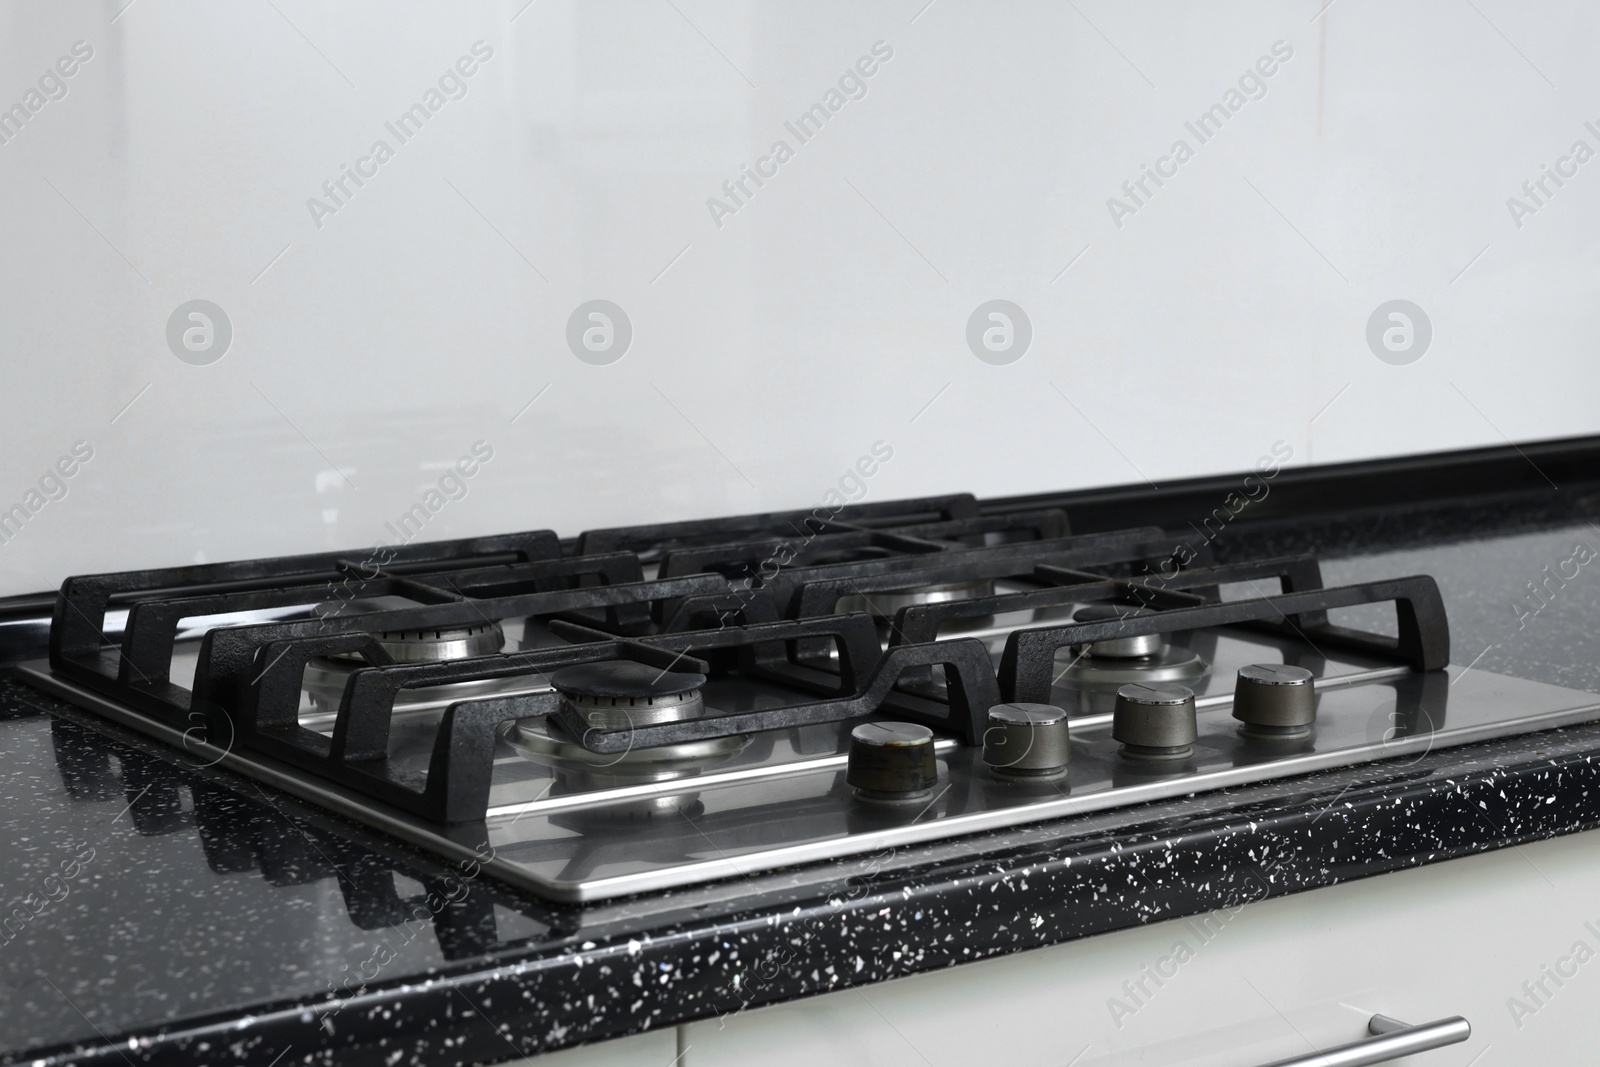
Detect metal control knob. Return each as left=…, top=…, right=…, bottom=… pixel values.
left=983, top=703, right=1070, bottom=778
left=1233, top=664, right=1316, bottom=739
left=1113, top=682, right=1197, bottom=760
left=1074, top=604, right=1162, bottom=659
left=847, top=722, right=937, bottom=801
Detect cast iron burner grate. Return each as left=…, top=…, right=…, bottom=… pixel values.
left=43, top=498, right=1449, bottom=826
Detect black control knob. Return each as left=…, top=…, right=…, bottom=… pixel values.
left=1113, top=682, right=1197, bottom=760
left=983, top=703, right=1070, bottom=777
left=1233, top=664, right=1316, bottom=739
left=1073, top=604, right=1163, bottom=658
left=847, top=722, right=937, bottom=801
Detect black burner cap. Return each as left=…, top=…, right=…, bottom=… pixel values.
left=549, top=660, right=706, bottom=699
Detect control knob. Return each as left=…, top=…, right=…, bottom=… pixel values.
left=1112, top=682, right=1197, bottom=760
left=1232, top=664, right=1316, bottom=739
left=983, top=703, right=1070, bottom=777
left=847, top=722, right=937, bottom=801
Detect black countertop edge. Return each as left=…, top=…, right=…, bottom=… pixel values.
left=983, top=431, right=1600, bottom=536
left=11, top=722, right=1600, bottom=1067
left=6, top=434, right=1597, bottom=621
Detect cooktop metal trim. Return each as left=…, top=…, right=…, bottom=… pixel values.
left=22, top=661, right=1600, bottom=903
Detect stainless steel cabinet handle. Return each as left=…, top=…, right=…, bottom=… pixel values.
left=1252, top=1014, right=1471, bottom=1067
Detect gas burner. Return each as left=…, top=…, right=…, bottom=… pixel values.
left=1073, top=604, right=1162, bottom=658
left=549, top=661, right=707, bottom=730
left=505, top=715, right=744, bottom=768
left=325, top=620, right=506, bottom=663
left=1055, top=604, right=1205, bottom=688
left=304, top=619, right=514, bottom=717
left=842, top=578, right=997, bottom=622
left=506, top=662, right=741, bottom=817
left=371, top=622, right=505, bottom=662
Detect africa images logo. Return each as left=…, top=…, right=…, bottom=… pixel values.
left=566, top=301, right=633, bottom=365
left=966, top=300, right=1032, bottom=365
left=0, top=40, right=94, bottom=148
left=705, top=41, right=894, bottom=229
left=166, top=300, right=233, bottom=365
left=1365, top=300, right=1431, bottom=365
left=305, top=41, right=494, bottom=230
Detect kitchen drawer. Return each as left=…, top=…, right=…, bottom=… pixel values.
left=683, top=826, right=1600, bottom=1065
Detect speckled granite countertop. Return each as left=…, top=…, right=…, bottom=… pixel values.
left=4, top=514, right=1599, bottom=1067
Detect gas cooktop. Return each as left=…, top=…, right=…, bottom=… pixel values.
left=24, top=493, right=1600, bottom=902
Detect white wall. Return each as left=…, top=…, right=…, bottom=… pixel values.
left=0, top=0, right=1595, bottom=595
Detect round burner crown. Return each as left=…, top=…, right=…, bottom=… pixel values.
left=846, top=578, right=997, bottom=621
left=550, top=660, right=706, bottom=699
left=1074, top=604, right=1163, bottom=658
left=333, top=621, right=504, bottom=663
left=550, top=660, right=707, bottom=731
left=309, top=618, right=517, bottom=711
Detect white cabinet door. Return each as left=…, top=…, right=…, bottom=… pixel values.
left=683, top=827, right=1600, bottom=1065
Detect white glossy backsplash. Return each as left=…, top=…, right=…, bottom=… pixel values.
left=0, top=1, right=1594, bottom=595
